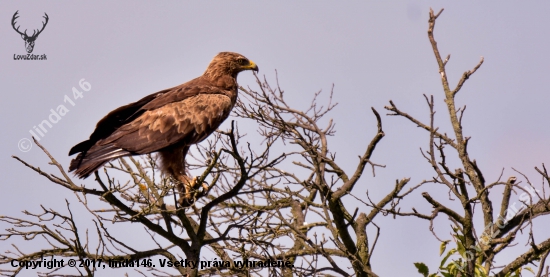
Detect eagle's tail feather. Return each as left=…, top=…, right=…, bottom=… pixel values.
left=69, top=144, right=130, bottom=179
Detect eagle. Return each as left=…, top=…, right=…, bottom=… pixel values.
left=68, top=52, right=258, bottom=205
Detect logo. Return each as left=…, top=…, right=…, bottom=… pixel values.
left=11, top=10, right=48, bottom=60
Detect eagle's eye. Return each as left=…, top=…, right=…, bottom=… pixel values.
left=237, top=58, right=247, bottom=65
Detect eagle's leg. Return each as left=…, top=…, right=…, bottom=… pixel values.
left=159, top=146, right=206, bottom=206
left=159, top=146, right=193, bottom=204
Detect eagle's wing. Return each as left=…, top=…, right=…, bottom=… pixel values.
left=68, top=88, right=170, bottom=156
left=69, top=78, right=234, bottom=178
left=69, top=76, right=233, bottom=155
left=100, top=93, right=234, bottom=153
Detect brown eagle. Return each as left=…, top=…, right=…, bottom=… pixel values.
left=68, top=52, right=258, bottom=204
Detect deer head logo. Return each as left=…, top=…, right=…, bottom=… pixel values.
left=11, top=11, right=49, bottom=53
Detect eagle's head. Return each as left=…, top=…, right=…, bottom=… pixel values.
left=204, top=52, right=259, bottom=79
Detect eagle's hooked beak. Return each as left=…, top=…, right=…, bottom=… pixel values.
left=244, top=60, right=259, bottom=72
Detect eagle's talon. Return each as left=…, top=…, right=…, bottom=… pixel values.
left=190, top=176, right=200, bottom=189
left=176, top=175, right=208, bottom=207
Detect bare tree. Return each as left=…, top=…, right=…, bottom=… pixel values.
left=386, top=8, right=550, bottom=277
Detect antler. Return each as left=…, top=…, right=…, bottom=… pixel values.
left=11, top=11, right=49, bottom=38
left=11, top=10, right=26, bottom=37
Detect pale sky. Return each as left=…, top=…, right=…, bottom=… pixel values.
left=1, top=2, right=550, bottom=276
